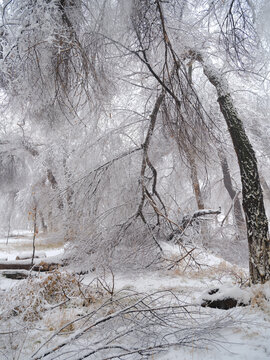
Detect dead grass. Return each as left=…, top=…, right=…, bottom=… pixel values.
left=0, top=270, right=106, bottom=323
left=250, top=284, right=270, bottom=314
left=44, top=309, right=76, bottom=333
left=168, top=254, right=248, bottom=286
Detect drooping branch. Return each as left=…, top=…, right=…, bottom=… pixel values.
left=167, top=208, right=221, bottom=242
left=136, top=92, right=165, bottom=224
left=31, top=290, right=231, bottom=360
left=136, top=59, right=181, bottom=229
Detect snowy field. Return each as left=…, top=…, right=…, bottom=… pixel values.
left=0, top=231, right=64, bottom=261
left=0, top=238, right=270, bottom=360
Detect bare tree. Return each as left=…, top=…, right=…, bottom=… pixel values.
left=125, top=0, right=270, bottom=283
left=196, top=54, right=270, bottom=283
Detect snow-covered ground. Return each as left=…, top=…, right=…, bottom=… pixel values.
left=79, top=245, right=270, bottom=360
left=112, top=271, right=270, bottom=360
left=0, top=238, right=269, bottom=360
left=0, top=231, right=64, bottom=261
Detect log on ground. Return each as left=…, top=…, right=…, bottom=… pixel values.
left=0, top=260, right=61, bottom=271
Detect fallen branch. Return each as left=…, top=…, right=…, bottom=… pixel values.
left=166, top=247, right=196, bottom=270
left=32, top=292, right=163, bottom=359
left=0, top=270, right=30, bottom=280
left=168, top=208, right=221, bottom=241
left=30, top=289, right=233, bottom=360
left=0, top=260, right=60, bottom=272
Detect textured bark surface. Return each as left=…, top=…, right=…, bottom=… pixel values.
left=217, top=94, right=270, bottom=283
left=200, top=59, right=270, bottom=284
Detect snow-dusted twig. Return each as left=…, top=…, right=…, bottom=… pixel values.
left=31, top=289, right=233, bottom=360
left=31, top=292, right=157, bottom=359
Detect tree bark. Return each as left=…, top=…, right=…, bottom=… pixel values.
left=182, top=143, right=209, bottom=246
left=199, top=57, right=270, bottom=283
left=39, top=211, right=48, bottom=233
left=47, top=169, right=64, bottom=210
left=0, top=261, right=60, bottom=271
left=31, top=204, right=37, bottom=267
left=218, top=150, right=245, bottom=233
left=184, top=145, right=204, bottom=210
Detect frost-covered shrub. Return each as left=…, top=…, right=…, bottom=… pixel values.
left=0, top=271, right=105, bottom=322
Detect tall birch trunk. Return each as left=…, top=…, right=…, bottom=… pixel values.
left=198, top=56, right=270, bottom=284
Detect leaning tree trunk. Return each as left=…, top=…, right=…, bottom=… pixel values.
left=183, top=143, right=210, bottom=247
left=198, top=55, right=270, bottom=284
left=184, top=64, right=204, bottom=211
left=218, top=149, right=245, bottom=234
left=184, top=144, right=204, bottom=210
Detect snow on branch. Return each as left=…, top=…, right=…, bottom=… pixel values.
left=30, top=289, right=232, bottom=360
